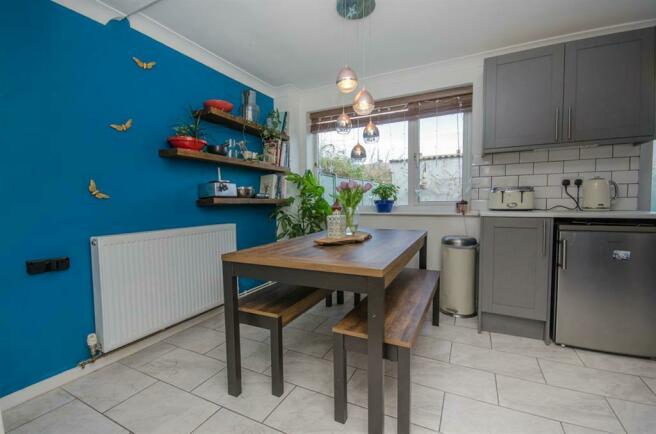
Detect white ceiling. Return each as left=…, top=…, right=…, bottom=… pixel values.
left=103, top=0, right=656, bottom=89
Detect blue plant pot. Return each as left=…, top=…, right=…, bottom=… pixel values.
left=374, top=200, right=395, bottom=213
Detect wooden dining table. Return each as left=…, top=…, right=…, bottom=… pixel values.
left=221, top=228, right=428, bottom=433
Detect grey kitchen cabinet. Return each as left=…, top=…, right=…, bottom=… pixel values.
left=563, top=28, right=655, bottom=143
left=484, top=45, right=564, bottom=150
left=478, top=217, right=554, bottom=340
left=483, top=27, right=655, bottom=153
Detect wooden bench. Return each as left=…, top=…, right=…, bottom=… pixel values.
left=239, top=283, right=331, bottom=396
left=332, top=268, right=440, bottom=434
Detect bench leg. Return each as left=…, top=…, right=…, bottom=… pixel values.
left=353, top=293, right=361, bottom=306
left=336, top=291, right=344, bottom=305
left=325, top=293, right=333, bottom=307
left=397, top=347, right=411, bottom=434
left=432, top=277, right=440, bottom=326
left=270, top=317, right=284, bottom=397
left=333, top=333, right=348, bottom=423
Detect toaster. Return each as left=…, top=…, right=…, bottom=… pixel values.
left=198, top=180, right=237, bottom=198
left=488, top=186, right=535, bottom=210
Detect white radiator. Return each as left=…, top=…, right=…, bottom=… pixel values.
left=90, top=224, right=235, bottom=352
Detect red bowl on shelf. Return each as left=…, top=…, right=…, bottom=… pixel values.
left=167, top=136, right=207, bottom=151
left=203, top=99, right=234, bottom=113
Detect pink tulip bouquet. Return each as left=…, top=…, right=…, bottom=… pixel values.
left=335, top=181, right=372, bottom=235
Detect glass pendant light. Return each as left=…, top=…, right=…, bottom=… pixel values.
left=351, top=141, right=367, bottom=161
left=362, top=119, right=379, bottom=143
left=353, top=86, right=375, bottom=115
left=335, top=110, right=352, bottom=134
left=336, top=66, right=358, bottom=94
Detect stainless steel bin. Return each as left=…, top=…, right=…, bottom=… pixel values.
left=440, top=235, right=478, bottom=318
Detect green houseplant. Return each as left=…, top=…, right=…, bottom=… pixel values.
left=168, top=109, right=207, bottom=151
left=372, top=183, right=399, bottom=213
left=272, top=170, right=332, bottom=239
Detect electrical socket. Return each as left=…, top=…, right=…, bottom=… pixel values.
left=561, top=179, right=571, bottom=187
left=574, top=178, right=583, bottom=187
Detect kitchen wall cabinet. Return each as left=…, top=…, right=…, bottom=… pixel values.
left=483, top=27, right=655, bottom=153
left=478, top=217, right=554, bottom=340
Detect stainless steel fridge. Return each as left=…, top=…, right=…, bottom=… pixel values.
left=555, top=223, right=656, bottom=358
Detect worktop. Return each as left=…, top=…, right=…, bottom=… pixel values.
left=479, top=210, right=656, bottom=219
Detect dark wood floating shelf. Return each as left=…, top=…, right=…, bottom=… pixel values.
left=195, top=107, right=289, bottom=141
left=159, top=148, right=289, bottom=173
left=197, top=197, right=288, bottom=207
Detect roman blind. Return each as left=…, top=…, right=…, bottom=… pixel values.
left=309, top=85, right=472, bottom=133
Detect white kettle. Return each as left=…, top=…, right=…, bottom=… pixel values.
left=581, top=176, right=618, bottom=211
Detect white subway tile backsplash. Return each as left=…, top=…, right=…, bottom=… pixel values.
left=547, top=198, right=578, bottom=210
left=533, top=161, right=563, bottom=174
left=519, top=174, right=547, bottom=186
left=480, top=165, right=505, bottom=176
left=492, top=152, right=520, bottom=164
left=613, top=144, right=641, bottom=157
left=579, top=145, right=613, bottom=159
left=630, top=156, right=640, bottom=170
left=628, top=184, right=639, bottom=197
left=471, top=166, right=480, bottom=177
left=579, top=171, right=611, bottom=181
left=534, top=198, right=547, bottom=210
left=547, top=173, right=578, bottom=186
left=472, top=154, right=493, bottom=166
left=613, top=197, right=638, bottom=210
left=505, top=163, right=533, bottom=175
left=563, top=159, right=595, bottom=173
left=470, top=189, right=479, bottom=200
left=519, top=150, right=549, bottom=163
left=614, top=184, right=628, bottom=198
left=471, top=177, right=491, bottom=188
left=478, top=188, right=490, bottom=200
left=596, top=157, right=630, bottom=171
left=534, top=186, right=563, bottom=199
left=491, top=176, right=519, bottom=187
left=549, top=148, right=579, bottom=161
left=612, top=170, right=639, bottom=184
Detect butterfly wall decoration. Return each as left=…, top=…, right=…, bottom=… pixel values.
left=132, top=57, right=156, bottom=70
left=89, top=179, right=110, bottom=199
left=109, top=118, right=132, bottom=132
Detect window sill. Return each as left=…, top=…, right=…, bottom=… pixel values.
left=359, top=208, right=480, bottom=217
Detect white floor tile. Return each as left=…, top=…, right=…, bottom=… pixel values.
left=539, top=359, right=656, bottom=405
left=206, top=337, right=276, bottom=373
left=286, top=312, right=326, bottom=331
left=497, top=375, right=624, bottom=433
left=193, top=408, right=281, bottom=434
left=197, top=312, right=225, bottom=331
left=10, top=400, right=127, bottom=434
left=450, top=343, right=545, bottom=383
left=346, top=370, right=443, bottom=431
left=164, top=326, right=226, bottom=354
left=119, top=342, right=176, bottom=369
left=420, top=323, right=491, bottom=349
left=607, top=398, right=656, bottom=434
left=264, top=350, right=354, bottom=396
left=265, top=328, right=333, bottom=358
left=63, top=364, right=156, bottom=412
left=562, top=424, right=610, bottom=434
left=138, top=347, right=225, bottom=391
left=324, top=349, right=398, bottom=373
left=410, top=356, right=498, bottom=404
left=239, top=324, right=272, bottom=342
left=454, top=316, right=478, bottom=329
left=576, top=350, right=656, bottom=379
left=412, top=336, right=451, bottom=363
left=313, top=316, right=343, bottom=336
left=440, top=393, right=563, bottom=434
left=3, top=389, right=74, bottom=432
left=491, top=333, right=583, bottom=365
left=105, top=381, right=217, bottom=434
left=644, top=377, right=656, bottom=395
left=192, top=369, right=292, bottom=422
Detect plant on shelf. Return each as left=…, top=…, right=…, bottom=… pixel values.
left=372, top=183, right=399, bottom=213
left=335, top=181, right=372, bottom=235
left=168, top=109, right=208, bottom=151
left=272, top=170, right=332, bottom=240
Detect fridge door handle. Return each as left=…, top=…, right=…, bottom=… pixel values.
left=559, top=239, right=568, bottom=270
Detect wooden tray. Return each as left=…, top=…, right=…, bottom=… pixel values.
left=314, top=231, right=372, bottom=246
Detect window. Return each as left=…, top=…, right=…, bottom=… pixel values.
left=312, top=88, right=472, bottom=210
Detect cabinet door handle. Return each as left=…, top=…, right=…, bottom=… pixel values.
left=555, top=107, right=560, bottom=141
left=542, top=221, right=547, bottom=257
left=567, top=107, right=572, bottom=140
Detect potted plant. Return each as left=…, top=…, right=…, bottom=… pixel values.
left=261, top=109, right=285, bottom=163
left=372, top=183, right=399, bottom=213
left=271, top=170, right=332, bottom=239
left=335, top=181, right=372, bottom=235
left=168, top=110, right=207, bottom=151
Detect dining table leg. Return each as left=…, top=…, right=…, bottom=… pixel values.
left=222, top=261, right=242, bottom=396
left=367, top=279, right=385, bottom=434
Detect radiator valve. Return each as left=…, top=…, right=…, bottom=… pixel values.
left=79, top=333, right=103, bottom=368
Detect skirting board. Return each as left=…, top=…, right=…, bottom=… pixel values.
left=0, top=281, right=272, bottom=411
left=480, top=312, right=548, bottom=342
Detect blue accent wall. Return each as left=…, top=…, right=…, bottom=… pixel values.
left=0, top=0, right=276, bottom=397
